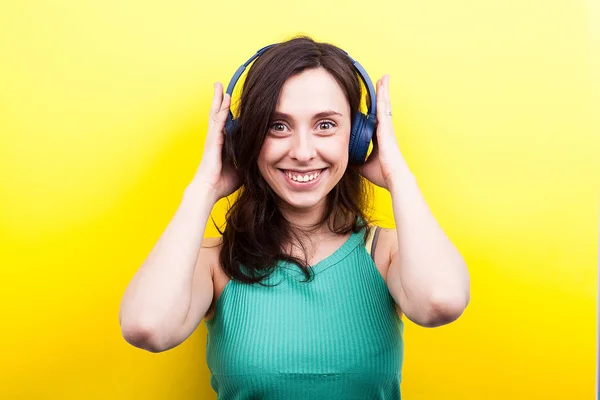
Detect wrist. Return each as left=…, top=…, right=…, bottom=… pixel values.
left=184, top=180, right=219, bottom=205
left=386, top=163, right=416, bottom=193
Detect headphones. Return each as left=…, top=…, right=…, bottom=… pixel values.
left=224, top=43, right=377, bottom=165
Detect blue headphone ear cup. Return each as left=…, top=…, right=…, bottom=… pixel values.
left=225, top=113, right=237, bottom=136
left=223, top=115, right=240, bottom=168
left=349, top=112, right=374, bottom=165
left=349, top=112, right=364, bottom=163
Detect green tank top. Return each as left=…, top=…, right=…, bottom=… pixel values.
left=204, top=226, right=404, bottom=399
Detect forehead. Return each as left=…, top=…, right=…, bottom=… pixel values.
left=276, top=68, right=350, bottom=116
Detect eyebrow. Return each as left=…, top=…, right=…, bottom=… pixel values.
left=271, top=110, right=343, bottom=121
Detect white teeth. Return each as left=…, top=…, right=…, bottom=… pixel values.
left=284, top=170, right=321, bottom=182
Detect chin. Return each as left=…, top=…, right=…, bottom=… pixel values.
left=279, top=193, right=328, bottom=211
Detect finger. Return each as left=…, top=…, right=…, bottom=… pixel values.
left=206, top=85, right=230, bottom=146
left=215, top=92, right=231, bottom=124
left=209, top=82, right=224, bottom=120
left=385, top=75, right=391, bottom=109
left=207, top=93, right=230, bottom=145
left=376, top=75, right=389, bottom=124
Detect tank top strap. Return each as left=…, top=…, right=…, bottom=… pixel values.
left=365, top=225, right=381, bottom=260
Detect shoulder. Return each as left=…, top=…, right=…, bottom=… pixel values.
left=375, top=227, right=398, bottom=258
left=201, top=236, right=223, bottom=248
left=200, top=236, right=223, bottom=276
left=200, top=237, right=229, bottom=321
left=201, top=236, right=223, bottom=256
left=367, top=225, right=403, bottom=318
left=367, top=225, right=397, bottom=267
left=366, top=225, right=397, bottom=281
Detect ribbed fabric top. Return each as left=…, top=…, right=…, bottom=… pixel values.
left=204, top=227, right=404, bottom=399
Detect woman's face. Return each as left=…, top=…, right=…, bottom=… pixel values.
left=257, top=67, right=351, bottom=213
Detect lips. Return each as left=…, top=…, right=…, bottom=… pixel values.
left=283, top=168, right=323, bottom=180
left=279, top=168, right=327, bottom=185
left=282, top=169, right=323, bottom=175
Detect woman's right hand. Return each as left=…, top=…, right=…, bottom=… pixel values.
left=189, top=82, right=242, bottom=202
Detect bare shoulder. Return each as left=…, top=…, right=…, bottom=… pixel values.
left=201, top=236, right=223, bottom=248
left=377, top=227, right=399, bottom=258
left=199, top=236, right=229, bottom=321
left=199, top=236, right=223, bottom=277
left=371, top=226, right=398, bottom=273
left=371, top=226, right=403, bottom=318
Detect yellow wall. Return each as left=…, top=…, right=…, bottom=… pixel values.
left=1, top=1, right=598, bottom=398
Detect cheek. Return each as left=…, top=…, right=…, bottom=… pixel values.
left=319, top=136, right=349, bottom=165
left=257, top=139, right=285, bottom=178
left=259, top=138, right=286, bottom=162
left=257, top=140, right=273, bottom=168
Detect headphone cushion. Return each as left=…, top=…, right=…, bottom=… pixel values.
left=225, top=116, right=237, bottom=136
left=350, top=112, right=374, bottom=164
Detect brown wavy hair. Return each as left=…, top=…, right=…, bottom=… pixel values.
left=215, top=35, right=374, bottom=285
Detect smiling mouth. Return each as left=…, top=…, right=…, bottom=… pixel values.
left=279, top=168, right=327, bottom=184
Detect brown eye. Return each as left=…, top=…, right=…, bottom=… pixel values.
left=271, top=122, right=286, bottom=132
left=318, top=121, right=336, bottom=130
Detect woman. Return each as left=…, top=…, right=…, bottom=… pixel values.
left=119, top=36, right=470, bottom=399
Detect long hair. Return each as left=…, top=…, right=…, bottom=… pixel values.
left=215, top=35, right=374, bottom=285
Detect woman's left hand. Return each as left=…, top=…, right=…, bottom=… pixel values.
left=355, top=75, right=405, bottom=190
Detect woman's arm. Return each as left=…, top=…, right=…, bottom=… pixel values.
left=119, top=184, right=217, bottom=352
left=119, top=82, right=239, bottom=352
left=385, top=159, right=470, bottom=328
left=358, top=75, right=470, bottom=328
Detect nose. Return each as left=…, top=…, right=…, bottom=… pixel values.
left=289, top=131, right=316, bottom=163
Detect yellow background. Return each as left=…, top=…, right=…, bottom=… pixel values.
left=1, top=1, right=598, bottom=399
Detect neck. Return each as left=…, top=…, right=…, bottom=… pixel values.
left=278, top=198, right=330, bottom=235
left=278, top=199, right=342, bottom=259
